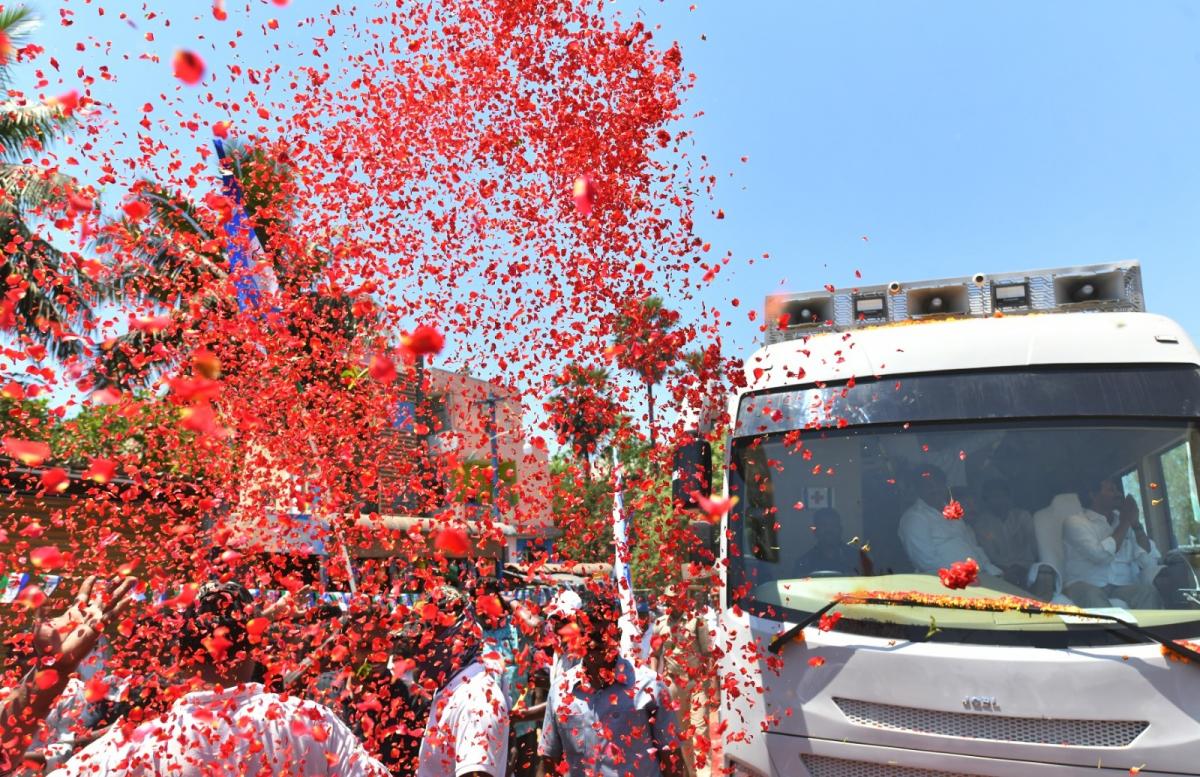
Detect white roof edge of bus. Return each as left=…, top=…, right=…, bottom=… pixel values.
left=739, top=311, right=1200, bottom=395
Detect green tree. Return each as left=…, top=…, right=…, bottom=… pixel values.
left=0, top=389, right=53, bottom=442
left=544, top=365, right=622, bottom=478
left=50, top=400, right=206, bottom=478
left=612, top=297, right=685, bottom=447
left=549, top=452, right=613, bottom=565
left=0, top=6, right=95, bottom=358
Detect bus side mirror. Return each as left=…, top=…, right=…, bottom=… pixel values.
left=687, top=520, right=719, bottom=566
left=672, top=436, right=712, bottom=509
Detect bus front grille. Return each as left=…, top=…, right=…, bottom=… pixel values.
left=801, top=754, right=980, bottom=777
left=833, top=698, right=1147, bottom=747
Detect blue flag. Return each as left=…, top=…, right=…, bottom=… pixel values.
left=213, top=137, right=275, bottom=312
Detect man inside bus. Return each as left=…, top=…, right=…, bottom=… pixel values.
left=1062, top=477, right=1164, bottom=609
left=795, top=508, right=873, bottom=577
left=973, top=479, right=1060, bottom=601
left=898, top=466, right=1031, bottom=596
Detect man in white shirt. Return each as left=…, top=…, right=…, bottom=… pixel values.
left=51, top=581, right=388, bottom=777
left=393, top=585, right=509, bottom=777
left=1062, top=478, right=1163, bottom=609
left=898, top=466, right=1031, bottom=596
left=543, top=589, right=582, bottom=701
left=539, top=584, right=686, bottom=777
left=973, top=480, right=1062, bottom=601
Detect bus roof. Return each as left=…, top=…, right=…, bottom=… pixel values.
left=741, top=311, right=1200, bottom=394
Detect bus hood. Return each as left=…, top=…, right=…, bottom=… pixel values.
left=753, top=620, right=1200, bottom=774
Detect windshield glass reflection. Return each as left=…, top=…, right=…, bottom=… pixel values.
left=729, top=419, right=1200, bottom=634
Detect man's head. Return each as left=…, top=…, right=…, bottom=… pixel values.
left=545, top=588, right=581, bottom=632
left=392, top=585, right=481, bottom=695
left=473, top=576, right=512, bottom=631
left=575, top=583, right=622, bottom=681
left=914, top=465, right=948, bottom=507
left=179, top=580, right=255, bottom=683
left=811, top=508, right=843, bottom=550
left=980, top=479, right=1013, bottom=518
left=1082, top=476, right=1124, bottom=515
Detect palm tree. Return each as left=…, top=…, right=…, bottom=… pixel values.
left=0, top=6, right=94, bottom=358
left=612, top=297, right=684, bottom=447
left=544, top=364, right=621, bottom=477
left=94, top=139, right=363, bottom=389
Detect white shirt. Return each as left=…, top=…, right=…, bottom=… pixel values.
left=416, top=661, right=509, bottom=777
left=1109, top=526, right=1160, bottom=586
left=1062, top=509, right=1158, bottom=588
left=49, top=683, right=387, bottom=777
left=898, top=499, right=1001, bottom=576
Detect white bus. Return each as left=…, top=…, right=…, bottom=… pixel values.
left=680, top=261, right=1200, bottom=777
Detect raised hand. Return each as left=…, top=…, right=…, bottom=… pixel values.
left=33, top=576, right=139, bottom=669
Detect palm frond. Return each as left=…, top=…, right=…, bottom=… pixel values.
left=91, top=328, right=179, bottom=391
left=0, top=163, right=73, bottom=215
left=0, top=217, right=93, bottom=359
left=0, top=7, right=44, bottom=89
left=0, top=6, right=38, bottom=39
left=0, top=102, right=72, bottom=159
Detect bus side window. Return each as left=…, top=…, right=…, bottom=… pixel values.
left=1160, top=440, right=1200, bottom=549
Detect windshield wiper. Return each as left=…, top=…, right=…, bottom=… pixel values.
left=767, top=595, right=1200, bottom=664
left=768, top=599, right=842, bottom=654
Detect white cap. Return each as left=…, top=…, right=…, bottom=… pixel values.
left=546, top=589, right=582, bottom=618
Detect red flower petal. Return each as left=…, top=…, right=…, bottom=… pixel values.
left=692, top=492, right=737, bottom=523
left=41, top=468, right=69, bottom=494
left=3, top=438, right=51, bottom=467
left=91, top=387, right=121, bottom=406
left=83, top=675, right=110, bottom=703
left=476, top=594, right=504, bottom=619
left=83, top=458, right=116, bottom=484
left=122, top=199, right=150, bottom=222
left=571, top=174, right=596, bottom=216
left=67, top=191, right=94, bottom=213
left=34, top=669, right=59, bottom=690
left=29, top=545, right=65, bottom=571
left=49, top=90, right=79, bottom=116
left=400, top=325, right=445, bottom=358
left=368, top=353, right=397, bottom=383
left=192, top=349, right=222, bottom=380
left=15, top=585, right=46, bottom=609
left=433, top=527, right=471, bottom=556
left=942, top=499, right=965, bottom=520
left=938, top=558, right=980, bottom=590
left=173, top=50, right=206, bottom=85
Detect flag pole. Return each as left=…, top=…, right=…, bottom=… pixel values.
left=611, top=447, right=638, bottom=658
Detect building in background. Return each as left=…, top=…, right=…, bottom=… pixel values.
left=359, top=364, right=557, bottom=566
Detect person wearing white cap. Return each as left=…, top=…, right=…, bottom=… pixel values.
left=543, top=589, right=583, bottom=704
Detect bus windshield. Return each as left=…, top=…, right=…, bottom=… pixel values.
left=729, top=367, right=1200, bottom=643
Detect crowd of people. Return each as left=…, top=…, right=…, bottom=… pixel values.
left=0, top=570, right=718, bottom=777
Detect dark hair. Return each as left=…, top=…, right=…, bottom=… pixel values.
left=392, top=585, right=475, bottom=658
left=179, top=581, right=254, bottom=665
left=578, top=582, right=622, bottom=633
left=1078, top=474, right=1122, bottom=502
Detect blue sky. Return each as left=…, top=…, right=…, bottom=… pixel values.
left=658, top=1, right=1200, bottom=349
left=12, top=0, right=1200, bottom=381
